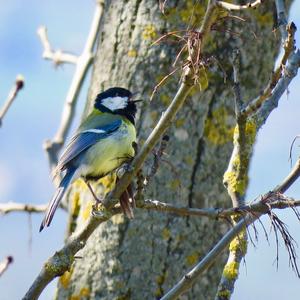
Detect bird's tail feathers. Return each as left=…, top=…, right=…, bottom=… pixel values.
left=39, top=169, right=75, bottom=232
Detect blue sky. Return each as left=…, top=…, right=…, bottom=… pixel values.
left=0, top=1, right=300, bottom=299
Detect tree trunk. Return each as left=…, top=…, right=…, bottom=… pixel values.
left=56, top=1, right=279, bottom=299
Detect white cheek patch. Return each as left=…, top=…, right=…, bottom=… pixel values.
left=102, top=96, right=128, bottom=111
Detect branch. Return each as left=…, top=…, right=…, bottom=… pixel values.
left=243, top=22, right=297, bottom=116
left=138, top=197, right=300, bottom=219
left=0, top=75, right=24, bottom=127
left=37, top=26, right=78, bottom=65
left=0, top=202, right=47, bottom=215
left=275, top=0, right=288, bottom=41
left=161, top=156, right=300, bottom=300
left=42, top=0, right=104, bottom=172
left=0, top=256, right=13, bottom=277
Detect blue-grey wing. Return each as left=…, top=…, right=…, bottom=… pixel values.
left=56, top=119, right=122, bottom=173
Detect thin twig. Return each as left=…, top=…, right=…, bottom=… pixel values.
left=0, top=256, right=13, bottom=277
left=42, top=0, right=104, bottom=173
left=138, top=197, right=300, bottom=219
left=0, top=202, right=47, bottom=215
left=0, top=75, right=24, bottom=127
left=37, top=27, right=78, bottom=66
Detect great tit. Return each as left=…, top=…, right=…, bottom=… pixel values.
left=40, top=87, right=138, bottom=231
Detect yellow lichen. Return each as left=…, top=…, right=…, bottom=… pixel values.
left=233, top=120, right=257, bottom=146
left=204, top=106, right=235, bottom=145
left=156, top=274, right=165, bottom=285
left=79, top=287, right=90, bottom=297
left=184, top=155, right=194, bottom=166
left=217, top=289, right=231, bottom=299
left=229, top=230, right=247, bottom=254
left=223, top=171, right=248, bottom=195
left=169, top=178, right=181, bottom=190
left=59, top=266, right=74, bottom=289
left=111, top=214, right=125, bottom=225
left=98, top=173, right=116, bottom=194
left=127, top=49, right=137, bottom=57
left=142, top=25, right=157, bottom=40
left=69, top=296, right=80, bottom=300
left=81, top=201, right=93, bottom=221
left=223, top=261, right=239, bottom=280
left=71, top=192, right=80, bottom=216
left=175, top=118, right=185, bottom=128
left=179, top=1, right=206, bottom=24
left=160, top=94, right=171, bottom=106
left=186, top=252, right=199, bottom=266
left=162, top=228, right=171, bottom=240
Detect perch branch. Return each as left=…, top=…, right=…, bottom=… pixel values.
left=0, top=202, right=47, bottom=215
left=161, top=156, right=300, bottom=300
left=42, top=0, right=104, bottom=172
left=138, top=196, right=300, bottom=219
left=0, top=256, right=13, bottom=277
left=0, top=75, right=24, bottom=127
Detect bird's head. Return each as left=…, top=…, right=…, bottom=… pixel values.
left=94, top=87, right=139, bottom=124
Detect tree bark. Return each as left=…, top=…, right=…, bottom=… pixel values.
left=56, top=1, right=279, bottom=299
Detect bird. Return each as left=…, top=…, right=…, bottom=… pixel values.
left=40, top=87, right=139, bottom=231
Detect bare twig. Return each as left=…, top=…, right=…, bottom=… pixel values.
left=138, top=197, right=300, bottom=219
left=42, top=0, right=104, bottom=173
left=0, top=256, right=13, bottom=277
left=161, top=156, right=300, bottom=300
left=0, top=202, right=47, bottom=215
left=37, top=27, right=78, bottom=66
left=0, top=75, right=24, bottom=127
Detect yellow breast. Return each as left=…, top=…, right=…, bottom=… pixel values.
left=78, top=118, right=136, bottom=178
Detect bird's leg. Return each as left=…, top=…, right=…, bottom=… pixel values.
left=83, top=178, right=103, bottom=204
